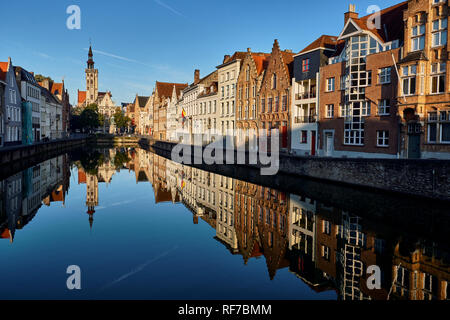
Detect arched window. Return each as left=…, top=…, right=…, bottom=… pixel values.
left=272, top=73, right=277, bottom=89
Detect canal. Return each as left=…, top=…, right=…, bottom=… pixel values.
left=0, top=146, right=449, bottom=300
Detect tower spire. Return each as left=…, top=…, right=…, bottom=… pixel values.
left=87, top=44, right=94, bottom=69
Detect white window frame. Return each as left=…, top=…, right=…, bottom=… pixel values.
left=326, top=78, right=335, bottom=92
left=378, top=99, right=390, bottom=115
left=326, top=104, right=334, bottom=118
left=377, top=130, right=389, bottom=147
left=432, top=18, right=447, bottom=47
left=379, top=67, right=391, bottom=84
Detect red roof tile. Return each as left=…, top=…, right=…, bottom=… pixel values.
left=0, top=62, right=9, bottom=82
left=252, top=53, right=271, bottom=75
left=348, top=1, right=407, bottom=43
left=156, top=82, right=188, bottom=99
left=78, top=91, right=86, bottom=104
left=299, top=35, right=338, bottom=54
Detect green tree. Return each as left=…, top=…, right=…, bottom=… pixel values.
left=34, top=74, right=53, bottom=83
left=80, top=103, right=100, bottom=131
left=113, top=108, right=131, bottom=131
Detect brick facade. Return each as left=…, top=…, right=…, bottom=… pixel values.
left=259, top=40, right=294, bottom=151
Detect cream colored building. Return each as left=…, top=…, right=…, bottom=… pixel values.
left=216, top=52, right=246, bottom=147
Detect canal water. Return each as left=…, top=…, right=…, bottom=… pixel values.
left=0, top=147, right=448, bottom=300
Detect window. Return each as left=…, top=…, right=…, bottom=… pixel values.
left=377, top=130, right=389, bottom=147
left=340, top=104, right=351, bottom=117
left=402, top=65, right=417, bottom=96
left=431, top=63, right=446, bottom=94
left=268, top=98, right=273, bottom=112
left=323, top=220, right=331, bottom=235
left=379, top=67, right=391, bottom=84
left=282, top=95, right=287, bottom=111
left=428, top=110, right=450, bottom=143
left=361, top=101, right=371, bottom=116
left=275, top=96, right=279, bottom=112
left=272, top=73, right=277, bottom=89
left=432, top=18, right=447, bottom=47
left=411, top=24, right=425, bottom=51
left=326, top=78, right=335, bottom=92
left=261, top=98, right=265, bottom=113
left=340, top=75, right=348, bottom=90
left=302, top=59, right=310, bottom=72
left=246, top=66, right=250, bottom=81
left=301, top=130, right=307, bottom=144
left=326, top=104, right=334, bottom=118
left=322, top=245, right=330, bottom=261
left=378, top=99, right=390, bottom=115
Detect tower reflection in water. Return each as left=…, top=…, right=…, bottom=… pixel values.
left=0, top=147, right=449, bottom=300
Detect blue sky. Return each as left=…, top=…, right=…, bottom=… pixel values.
left=1, top=0, right=400, bottom=105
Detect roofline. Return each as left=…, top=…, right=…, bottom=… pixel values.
left=216, top=58, right=241, bottom=69
left=294, top=47, right=335, bottom=57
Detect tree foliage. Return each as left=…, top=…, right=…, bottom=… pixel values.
left=80, top=103, right=100, bottom=130
left=113, top=108, right=131, bottom=131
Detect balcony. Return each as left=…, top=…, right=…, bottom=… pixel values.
left=296, top=92, right=316, bottom=100
left=295, top=115, right=317, bottom=123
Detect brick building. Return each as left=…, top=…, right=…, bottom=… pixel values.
left=319, top=3, right=406, bottom=158
left=397, top=0, right=450, bottom=159
left=259, top=40, right=295, bottom=151
left=236, top=48, right=270, bottom=149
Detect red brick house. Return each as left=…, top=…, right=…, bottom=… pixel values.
left=259, top=39, right=295, bottom=151
left=318, top=3, right=407, bottom=158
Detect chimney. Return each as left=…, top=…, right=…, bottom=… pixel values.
left=247, top=48, right=251, bottom=52
left=223, top=55, right=231, bottom=63
left=194, top=69, right=200, bottom=85
left=345, top=4, right=358, bottom=24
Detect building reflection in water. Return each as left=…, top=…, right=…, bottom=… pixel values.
left=0, top=154, right=70, bottom=243
left=0, top=147, right=449, bottom=301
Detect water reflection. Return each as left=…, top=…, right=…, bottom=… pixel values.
left=0, top=147, right=449, bottom=300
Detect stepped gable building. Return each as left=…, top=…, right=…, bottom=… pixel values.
left=291, top=35, right=337, bottom=156
left=153, top=81, right=188, bottom=141
left=258, top=39, right=295, bottom=151
left=319, top=3, right=407, bottom=158
left=132, top=95, right=149, bottom=135
left=236, top=48, right=270, bottom=149
left=397, top=0, right=450, bottom=159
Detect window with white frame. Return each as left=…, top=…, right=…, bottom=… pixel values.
left=327, top=77, right=335, bottom=92
left=431, top=62, right=446, bottom=94
left=429, top=110, right=450, bottom=143
left=411, top=24, right=425, bottom=51
left=378, top=99, right=390, bottom=115
left=402, top=65, right=417, bottom=95
left=379, top=67, right=391, bottom=84
left=377, top=130, right=389, bottom=147
left=361, top=101, right=371, bottom=116
left=432, top=18, right=447, bottom=47
left=326, top=104, right=334, bottom=118
left=323, top=220, right=331, bottom=235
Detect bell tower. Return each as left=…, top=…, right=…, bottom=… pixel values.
left=85, top=45, right=98, bottom=104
